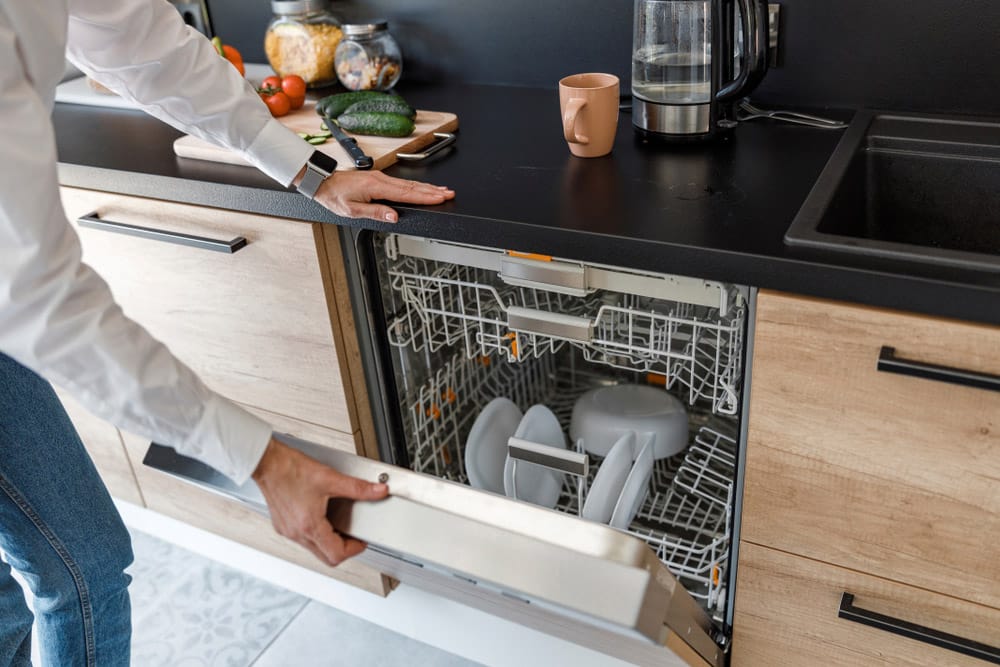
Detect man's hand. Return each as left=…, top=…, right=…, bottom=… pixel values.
left=251, top=437, right=388, bottom=566
left=311, top=170, right=455, bottom=222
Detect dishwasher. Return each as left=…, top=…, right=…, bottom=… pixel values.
left=146, top=228, right=752, bottom=667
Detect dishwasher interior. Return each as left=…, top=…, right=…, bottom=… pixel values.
left=366, top=231, right=748, bottom=631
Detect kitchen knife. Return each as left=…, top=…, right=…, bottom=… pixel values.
left=321, top=112, right=374, bottom=170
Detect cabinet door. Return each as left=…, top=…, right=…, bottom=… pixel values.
left=58, top=187, right=357, bottom=434
left=55, top=389, right=143, bottom=506
left=120, top=406, right=389, bottom=596
left=743, top=290, right=1000, bottom=609
left=733, top=541, right=1000, bottom=666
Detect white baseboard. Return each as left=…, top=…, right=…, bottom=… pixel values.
left=115, top=500, right=634, bottom=667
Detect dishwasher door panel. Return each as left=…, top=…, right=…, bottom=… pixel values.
left=143, top=435, right=722, bottom=667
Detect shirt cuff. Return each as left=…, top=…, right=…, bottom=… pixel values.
left=183, top=396, right=273, bottom=484
left=241, top=118, right=315, bottom=187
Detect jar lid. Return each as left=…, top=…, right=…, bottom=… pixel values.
left=271, top=0, right=328, bottom=15
left=342, top=20, right=389, bottom=36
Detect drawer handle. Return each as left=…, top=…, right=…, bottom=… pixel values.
left=877, top=346, right=1000, bottom=393
left=838, top=592, right=1000, bottom=664
left=77, top=212, right=248, bottom=254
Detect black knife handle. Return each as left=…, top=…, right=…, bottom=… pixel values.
left=346, top=143, right=374, bottom=170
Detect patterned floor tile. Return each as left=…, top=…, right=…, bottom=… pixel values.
left=129, top=544, right=308, bottom=667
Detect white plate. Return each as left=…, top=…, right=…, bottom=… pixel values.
left=609, top=435, right=654, bottom=530
left=503, top=405, right=566, bottom=508
left=581, top=431, right=635, bottom=524
left=465, top=397, right=523, bottom=494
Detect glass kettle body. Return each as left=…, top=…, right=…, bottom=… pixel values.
left=632, top=0, right=768, bottom=141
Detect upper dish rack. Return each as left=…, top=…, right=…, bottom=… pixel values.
left=383, top=234, right=746, bottom=415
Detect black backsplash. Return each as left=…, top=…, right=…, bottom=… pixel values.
left=211, top=0, right=1000, bottom=115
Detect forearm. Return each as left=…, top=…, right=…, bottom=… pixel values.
left=66, top=0, right=312, bottom=186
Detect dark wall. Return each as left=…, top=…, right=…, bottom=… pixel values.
left=210, top=0, right=1000, bottom=115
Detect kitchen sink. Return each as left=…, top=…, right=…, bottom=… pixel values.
left=785, top=110, right=1000, bottom=270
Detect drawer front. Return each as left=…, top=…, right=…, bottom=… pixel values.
left=732, top=542, right=1000, bottom=667
left=59, top=187, right=355, bottom=433
left=55, top=389, right=144, bottom=506
left=743, top=291, right=1000, bottom=608
left=119, top=412, right=387, bottom=596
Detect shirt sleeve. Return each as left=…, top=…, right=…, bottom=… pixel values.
left=0, top=10, right=275, bottom=483
left=65, top=0, right=313, bottom=186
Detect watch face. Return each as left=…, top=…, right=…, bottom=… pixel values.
left=309, top=150, right=338, bottom=174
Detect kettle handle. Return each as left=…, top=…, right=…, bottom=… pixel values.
left=717, top=0, right=769, bottom=101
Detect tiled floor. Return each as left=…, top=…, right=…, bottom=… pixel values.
left=15, top=528, right=480, bottom=666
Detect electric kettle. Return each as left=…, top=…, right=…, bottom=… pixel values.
left=632, top=0, right=768, bottom=141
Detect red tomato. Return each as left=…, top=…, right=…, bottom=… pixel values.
left=280, top=75, right=307, bottom=100
left=261, top=90, right=291, bottom=117
left=287, top=93, right=305, bottom=110
left=261, top=75, right=282, bottom=91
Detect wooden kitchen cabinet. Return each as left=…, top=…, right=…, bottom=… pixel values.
left=740, top=290, right=1000, bottom=609
left=734, top=289, right=1000, bottom=663
left=56, top=186, right=386, bottom=593
left=54, top=389, right=144, bottom=506
left=58, top=187, right=360, bottom=436
left=732, top=542, right=1000, bottom=666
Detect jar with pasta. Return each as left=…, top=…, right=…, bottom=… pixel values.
left=264, top=0, right=342, bottom=88
left=334, top=21, right=403, bottom=91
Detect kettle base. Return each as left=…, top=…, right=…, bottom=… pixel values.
left=632, top=98, right=712, bottom=136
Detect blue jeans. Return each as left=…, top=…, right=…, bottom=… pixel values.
left=0, top=352, right=133, bottom=666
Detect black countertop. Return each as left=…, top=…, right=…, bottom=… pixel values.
left=55, top=83, right=1000, bottom=326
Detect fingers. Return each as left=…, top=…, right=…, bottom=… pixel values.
left=349, top=202, right=401, bottom=223
left=368, top=173, right=455, bottom=205
left=310, top=521, right=368, bottom=566
left=327, top=469, right=390, bottom=501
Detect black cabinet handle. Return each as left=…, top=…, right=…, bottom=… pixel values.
left=877, top=346, right=1000, bottom=393
left=77, top=212, right=247, bottom=254
left=838, top=592, right=1000, bottom=664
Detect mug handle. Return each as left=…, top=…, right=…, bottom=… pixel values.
left=563, top=98, right=589, bottom=145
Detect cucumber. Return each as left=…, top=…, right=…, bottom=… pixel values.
left=343, top=98, right=416, bottom=120
left=336, top=112, right=415, bottom=138
left=306, top=136, right=328, bottom=145
left=316, top=91, right=408, bottom=119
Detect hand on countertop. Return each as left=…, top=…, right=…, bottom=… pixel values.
left=251, top=436, right=388, bottom=566
left=308, top=169, right=455, bottom=222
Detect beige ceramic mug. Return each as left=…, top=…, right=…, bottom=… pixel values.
left=559, top=73, right=620, bottom=158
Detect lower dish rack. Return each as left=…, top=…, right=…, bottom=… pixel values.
left=395, top=348, right=736, bottom=616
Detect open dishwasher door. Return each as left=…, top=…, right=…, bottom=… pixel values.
left=143, top=435, right=724, bottom=667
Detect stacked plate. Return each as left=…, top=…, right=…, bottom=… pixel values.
left=465, top=383, right=686, bottom=529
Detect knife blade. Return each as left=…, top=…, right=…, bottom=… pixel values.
left=321, top=112, right=374, bottom=170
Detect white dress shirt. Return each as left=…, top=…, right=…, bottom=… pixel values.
left=0, top=0, right=315, bottom=483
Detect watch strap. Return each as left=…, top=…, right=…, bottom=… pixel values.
left=296, top=151, right=338, bottom=199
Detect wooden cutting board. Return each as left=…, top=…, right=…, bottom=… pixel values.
left=173, top=100, right=458, bottom=171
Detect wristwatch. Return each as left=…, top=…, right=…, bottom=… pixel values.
left=296, top=151, right=338, bottom=199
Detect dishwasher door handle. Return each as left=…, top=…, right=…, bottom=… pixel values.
left=77, top=212, right=248, bottom=254
left=838, top=593, right=1000, bottom=664
left=877, top=346, right=1000, bottom=393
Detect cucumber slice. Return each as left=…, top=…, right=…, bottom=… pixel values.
left=306, top=136, right=328, bottom=145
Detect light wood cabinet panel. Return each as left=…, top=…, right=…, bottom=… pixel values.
left=743, top=290, right=1000, bottom=609
left=58, top=186, right=355, bottom=434
left=119, top=418, right=390, bottom=596
left=732, top=542, right=1000, bottom=667
left=55, top=389, right=144, bottom=506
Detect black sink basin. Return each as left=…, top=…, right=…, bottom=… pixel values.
left=785, top=111, right=1000, bottom=270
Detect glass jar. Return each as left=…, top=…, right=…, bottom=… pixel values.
left=334, top=21, right=403, bottom=91
left=264, top=0, right=343, bottom=88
